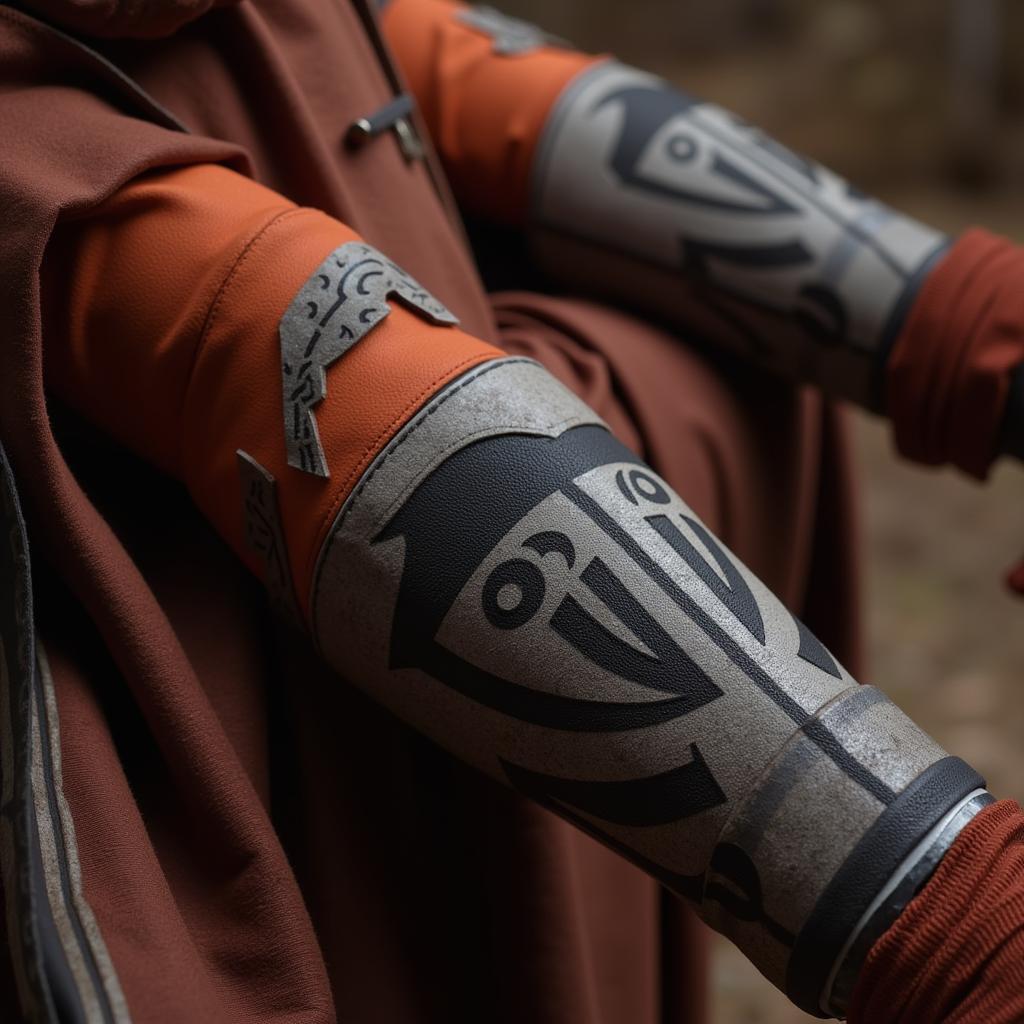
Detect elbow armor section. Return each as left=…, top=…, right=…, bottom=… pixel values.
left=528, top=61, right=949, bottom=411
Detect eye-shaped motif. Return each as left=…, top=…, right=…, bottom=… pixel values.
left=665, top=133, right=697, bottom=163
left=482, top=557, right=546, bottom=630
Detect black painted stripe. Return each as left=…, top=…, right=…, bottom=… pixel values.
left=501, top=743, right=726, bottom=828
left=428, top=642, right=707, bottom=733
left=784, top=755, right=985, bottom=1017
left=563, top=482, right=896, bottom=805
left=871, top=237, right=952, bottom=410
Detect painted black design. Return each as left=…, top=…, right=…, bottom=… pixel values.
left=626, top=477, right=838, bottom=679
left=376, top=425, right=723, bottom=734
left=376, top=423, right=892, bottom=849
left=577, top=75, right=947, bottom=366
left=646, top=512, right=766, bottom=644
left=681, top=235, right=815, bottom=275
left=361, top=417, right=955, bottom=995
left=501, top=744, right=726, bottom=828
left=482, top=558, right=546, bottom=630
left=559, top=470, right=895, bottom=805
left=795, top=617, right=841, bottom=679
left=522, top=529, right=576, bottom=566
left=551, top=556, right=721, bottom=707
left=747, top=126, right=821, bottom=188
left=593, top=81, right=851, bottom=361
left=280, top=241, right=458, bottom=478
left=596, top=86, right=799, bottom=215
left=615, top=467, right=673, bottom=506
left=501, top=743, right=783, bottom=939
left=706, top=843, right=797, bottom=948
left=377, top=425, right=730, bottom=841
left=794, top=282, right=848, bottom=347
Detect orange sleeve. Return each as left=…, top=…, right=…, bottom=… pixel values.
left=380, top=0, right=601, bottom=223
left=42, top=163, right=502, bottom=621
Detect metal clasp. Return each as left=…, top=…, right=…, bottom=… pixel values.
left=345, top=93, right=424, bottom=163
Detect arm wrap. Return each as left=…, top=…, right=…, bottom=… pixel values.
left=381, top=0, right=1024, bottom=477
left=44, top=161, right=994, bottom=1019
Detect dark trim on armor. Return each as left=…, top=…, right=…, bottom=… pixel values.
left=562, top=480, right=896, bottom=805
left=784, top=755, right=986, bottom=1017
left=824, top=789, right=994, bottom=1017
left=870, top=237, right=953, bottom=411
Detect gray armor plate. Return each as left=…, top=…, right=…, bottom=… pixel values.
left=307, top=357, right=986, bottom=1015
left=530, top=62, right=949, bottom=408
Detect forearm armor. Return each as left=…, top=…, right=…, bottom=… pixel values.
left=44, top=163, right=994, bottom=1019
left=311, top=348, right=991, bottom=1017
left=529, top=60, right=944, bottom=411
left=382, top=0, right=1024, bottom=477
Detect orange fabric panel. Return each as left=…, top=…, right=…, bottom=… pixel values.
left=46, top=164, right=291, bottom=481
left=850, top=799, right=1024, bottom=1024
left=45, top=163, right=502, bottom=620
left=382, top=0, right=602, bottom=223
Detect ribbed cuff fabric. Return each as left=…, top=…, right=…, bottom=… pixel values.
left=886, top=230, right=1024, bottom=480
left=849, top=800, right=1024, bottom=1024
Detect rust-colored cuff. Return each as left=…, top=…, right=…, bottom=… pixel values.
left=886, top=229, right=1024, bottom=480
left=850, top=799, right=1024, bottom=1023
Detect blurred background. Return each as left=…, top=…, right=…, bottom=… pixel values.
left=497, top=2, right=1024, bottom=1020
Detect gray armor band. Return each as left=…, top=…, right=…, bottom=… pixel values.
left=530, top=62, right=950, bottom=410
left=306, top=356, right=989, bottom=1016
left=822, top=787, right=993, bottom=1017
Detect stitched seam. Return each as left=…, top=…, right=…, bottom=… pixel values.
left=189, top=205, right=308, bottom=382
left=181, top=206, right=309, bottom=467
left=303, top=350, right=498, bottom=583
left=332, top=357, right=532, bottom=529
left=309, top=356, right=539, bottom=617
left=374, top=409, right=593, bottom=531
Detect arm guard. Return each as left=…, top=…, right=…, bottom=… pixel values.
left=44, top=162, right=993, bottom=1019
left=381, top=0, right=1024, bottom=478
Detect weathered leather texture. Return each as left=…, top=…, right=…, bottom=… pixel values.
left=309, top=357, right=986, bottom=1014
